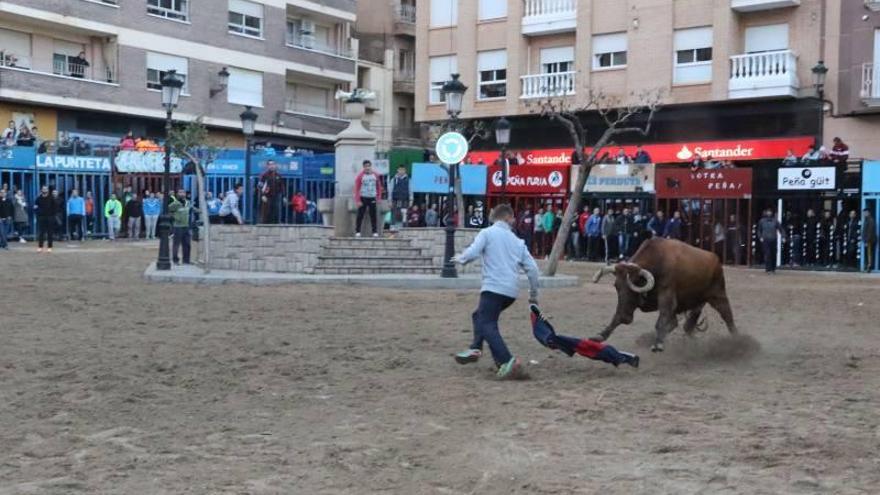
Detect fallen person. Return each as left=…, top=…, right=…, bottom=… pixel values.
left=530, top=305, right=639, bottom=368
left=451, top=204, right=540, bottom=380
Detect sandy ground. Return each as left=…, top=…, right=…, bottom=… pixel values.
left=1, top=241, right=879, bottom=495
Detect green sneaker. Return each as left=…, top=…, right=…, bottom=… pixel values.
left=496, top=357, right=522, bottom=380
left=455, top=349, right=482, bottom=364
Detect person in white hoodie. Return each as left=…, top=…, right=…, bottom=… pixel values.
left=451, top=204, right=540, bottom=380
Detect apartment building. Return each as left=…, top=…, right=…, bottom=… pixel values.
left=414, top=0, right=880, bottom=158
left=0, top=0, right=357, bottom=150
left=356, top=0, right=422, bottom=158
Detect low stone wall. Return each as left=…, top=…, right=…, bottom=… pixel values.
left=397, top=228, right=482, bottom=274
left=209, top=225, right=332, bottom=273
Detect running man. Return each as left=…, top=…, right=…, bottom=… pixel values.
left=451, top=204, right=540, bottom=380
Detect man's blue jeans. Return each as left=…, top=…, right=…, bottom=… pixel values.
left=470, top=291, right=516, bottom=366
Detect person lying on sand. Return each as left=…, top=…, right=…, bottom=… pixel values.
left=530, top=305, right=639, bottom=368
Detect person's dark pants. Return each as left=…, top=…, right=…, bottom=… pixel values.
left=470, top=291, right=517, bottom=366
left=86, top=215, right=94, bottom=235
left=221, top=214, right=239, bottom=225
left=356, top=197, right=377, bottom=234
left=37, top=216, right=54, bottom=248
left=209, top=215, right=220, bottom=225
left=0, top=218, right=8, bottom=248
left=68, top=214, right=83, bottom=241
left=522, top=231, right=533, bottom=254
left=172, top=226, right=191, bottom=264
left=14, top=221, right=27, bottom=239
left=762, top=239, right=777, bottom=272
left=294, top=212, right=306, bottom=224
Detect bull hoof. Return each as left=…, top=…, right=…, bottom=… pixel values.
left=651, top=343, right=665, bottom=353
left=590, top=335, right=607, bottom=343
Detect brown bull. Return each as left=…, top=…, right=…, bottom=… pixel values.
left=592, top=237, right=738, bottom=352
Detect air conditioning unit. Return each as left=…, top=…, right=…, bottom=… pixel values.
left=300, top=19, right=316, bottom=34
left=300, top=34, right=315, bottom=49
left=867, top=0, right=880, bottom=12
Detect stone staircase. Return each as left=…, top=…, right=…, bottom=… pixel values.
left=313, top=237, right=440, bottom=275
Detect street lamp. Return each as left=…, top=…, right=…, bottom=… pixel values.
left=440, top=73, right=467, bottom=279
left=811, top=60, right=829, bottom=146
left=156, top=69, right=184, bottom=271
left=240, top=106, right=258, bottom=224
left=495, top=117, right=511, bottom=202
left=210, top=67, right=231, bottom=98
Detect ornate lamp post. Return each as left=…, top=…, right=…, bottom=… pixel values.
left=811, top=60, right=829, bottom=146
left=155, top=69, right=184, bottom=271
left=494, top=116, right=511, bottom=203
left=239, top=106, right=258, bottom=224
left=440, top=73, right=467, bottom=279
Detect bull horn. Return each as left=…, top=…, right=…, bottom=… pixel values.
left=592, top=266, right=616, bottom=283
left=626, top=268, right=655, bottom=293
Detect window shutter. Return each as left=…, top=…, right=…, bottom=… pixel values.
left=592, top=33, right=627, bottom=55
left=477, top=50, right=507, bottom=71
left=744, top=24, right=789, bottom=53
left=429, top=55, right=458, bottom=82
left=0, top=28, right=31, bottom=57
left=228, top=67, right=263, bottom=107
left=540, top=46, right=574, bottom=65
left=674, top=27, right=713, bottom=51
left=479, top=0, right=506, bottom=20
left=229, top=0, right=263, bottom=17
left=146, top=52, right=188, bottom=75
left=430, top=0, right=457, bottom=27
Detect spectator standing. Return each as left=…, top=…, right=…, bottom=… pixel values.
left=542, top=206, right=556, bottom=255
left=125, top=193, right=143, bottom=240
left=616, top=207, right=633, bottom=258
left=389, top=166, right=412, bottom=231
left=631, top=206, right=647, bottom=254
left=69, top=51, right=89, bottom=78
left=585, top=208, right=602, bottom=261
left=632, top=145, right=652, bottom=164
left=119, top=132, right=136, bottom=150
left=84, top=191, right=95, bottom=236
left=104, top=193, right=122, bottom=240
left=757, top=209, right=785, bottom=273
left=143, top=192, right=162, bottom=239
left=425, top=204, right=439, bottom=227
left=602, top=210, right=616, bottom=263
left=34, top=186, right=56, bottom=252
left=13, top=189, right=28, bottom=243
left=863, top=208, right=876, bottom=272
left=782, top=149, right=799, bottom=167
left=664, top=211, right=683, bottom=241
left=2, top=120, right=16, bottom=146
left=533, top=208, right=546, bottom=257
left=51, top=189, right=64, bottom=239
left=354, top=160, right=383, bottom=237
left=845, top=210, right=860, bottom=267
left=258, top=160, right=285, bottom=224
left=516, top=205, right=535, bottom=253
left=830, top=137, right=850, bottom=170
left=726, top=214, right=743, bottom=265
left=0, top=189, right=12, bottom=250
left=577, top=206, right=590, bottom=259
left=801, top=145, right=819, bottom=164
left=615, top=148, right=632, bottom=165
left=467, top=205, right=482, bottom=229
left=169, top=189, right=192, bottom=264
left=290, top=191, right=307, bottom=225
left=218, top=184, right=244, bottom=225
left=205, top=191, right=222, bottom=224
left=647, top=210, right=667, bottom=238
left=66, top=189, right=85, bottom=242
left=407, top=204, right=423, bottom=227
left=15, top=125, right=35, bottom=146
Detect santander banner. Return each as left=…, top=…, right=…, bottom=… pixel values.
left=469, top=137, right=814, bottom=166
left=488, top=164, right=569, bottom=195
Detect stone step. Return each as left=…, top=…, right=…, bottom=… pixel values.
left=319, top=246, right=426, bottom=258
left=313, top=265, right=441, bottom=275
left=327, top=237, right=414, bottom=249
left=317, top=255, right=435, bottom=267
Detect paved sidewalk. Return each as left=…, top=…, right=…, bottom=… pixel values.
left=143, top=263, right=580, bottom=289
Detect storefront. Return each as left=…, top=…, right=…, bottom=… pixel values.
left=862, top=161, right=880, bottom=273
left=656, top=167, right=754, bottom=265
left=411, top=162, right=488, bottom=226
left=484, top=163, right=570, bottom=214
left=572, top=163, right=656, bottom=214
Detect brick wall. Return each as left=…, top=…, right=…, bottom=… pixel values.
left=209, top=225, right=333, bottom=273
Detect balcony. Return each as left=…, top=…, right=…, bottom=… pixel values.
left=394, top=4, right=416, bottom=37
left=393, top=70, right=415, bottom=94
left=286, top=33, right=354, bottom=59
left=0, top=50, right=118, bottom=85
left=728, top=50, right=799, bottom=99
left=285, top=98, right=345, bottom=121
left=520, top=72, right=576, bottom=99
left=731, top=0, right=800, bottom=12
left=868, top=1, right=880, bottom=12
left=861, top=63, right=880, bottom=106
left=522, top=0, right=577, bottom=36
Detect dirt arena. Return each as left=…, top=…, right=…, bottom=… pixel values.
left=0, top=242, right=879, bottom=494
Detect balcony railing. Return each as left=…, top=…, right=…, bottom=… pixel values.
left=520, top=71, right=576, bottom=99
left=861, top=63, right=880, bottom=104
left=286, top=33, right=353, bottom=59
left=522, top=0, right=577, bottom=36
left=0, top=51, right=31, bottom=70
left=728, top=49, right=798, bottom=99
left=867, top=0, right=880, bottom=12
left=397, top=4, right=416, bottom=23
left=284, top=98, right=344, bottom=120
left=730, top=0, right=801, bottom=11
left=1, top=51, right=117, bottom=84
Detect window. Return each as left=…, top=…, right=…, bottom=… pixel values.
left=479, top=0, right=506, bottom=20
left=429, top=55, right=457, bottom=104
left=430, top=0, right=457, bottom=28
left=398, top=49, right=414, bottom=76
left=477, top=50, right=507, bottom=100
left=228, top=0, right=263, bottom=38
left=674, top=27, right=713, bottom=84
left=228, top=67, right=263, bottom=107
left=287, top=19, right=336, bottom=54
left=0, top=28, right=32, bottom=69
left=287, top=83, right=335, bottom=117
left=146, top=51, right=188, bottom=93
left=541, top=46, right=574, bottom=73
left=148, top=0, right=189, bottom=22
left=53, top=40, right=87, bottom=78
left=592, top=33, right=627, bottom=70
left=744, top=24, right=789, bottom=53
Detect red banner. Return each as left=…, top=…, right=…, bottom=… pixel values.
left=488, top=164, right=569, bottom=195
left=469, top=137, right=814, bottom=166
left=656, top=168, right=753, bottom=198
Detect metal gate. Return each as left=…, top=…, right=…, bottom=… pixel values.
left=0, top=169, right=34, bottom=238
left=36, top=171, right=112, bottom=238
left=656, top=197, right=753, bottom=266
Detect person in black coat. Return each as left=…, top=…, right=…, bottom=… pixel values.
left=34, top=186, right=58, bottom=252
left=0, top=189, right=13, bottom=249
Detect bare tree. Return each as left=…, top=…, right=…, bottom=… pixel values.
left=530, top=89, right=663, bottom=276
left=166, top=118, right=222, bottom=273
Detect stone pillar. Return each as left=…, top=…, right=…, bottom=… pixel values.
left=334, top=101, right=378, bottom=237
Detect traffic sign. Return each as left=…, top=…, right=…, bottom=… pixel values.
left=435, top=132, right=468, bottom=165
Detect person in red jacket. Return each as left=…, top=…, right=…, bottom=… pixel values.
left=577, top=206, right=590, bottom=259
left=353, top=160, right=384, bottom=237
left=290, top=191, right=307, bottom=224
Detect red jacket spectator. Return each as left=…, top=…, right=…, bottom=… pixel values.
left=830, top=137, right=850, bottom=167
left=578, top=210, right=590, bottom=235
left=291, top=192, right=307, bottom=213
left=353, top=168, right=383, bottom=205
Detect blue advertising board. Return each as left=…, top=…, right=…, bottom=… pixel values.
left=303, top=154, right=335, bottom=180
left=863, top=161, right=880, bottom=195
left=0, top=146, right=37, bottom=170
left=205, top=150, right=246, bottom=175
left=37, top=154, right=112, bottom=173
left=254, top=150, right=302, bottom=177
left=411, top=163, right=487, bottom=195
